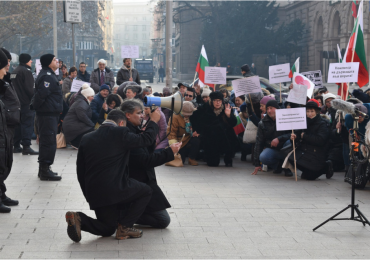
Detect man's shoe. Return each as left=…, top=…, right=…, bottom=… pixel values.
left=241, top=153, right=247, bottom=161
left=188, top=158, right=198, bottom=166
left=22, top=146, right=39, bottom=155
left=13, top=146, right=22, bottom=153
left=0, top=203, right=11, bottom=213
left=273, top=161, right=283, bottom=174
left=284, top=169, right=293, bottom=177
left=115, top=224, right=143, bottom=240
left=39, top=164, right=62, bottom=181
left=2, top=197, right=19, bottom=206
left=65, top=212, right=81, bottom=242
left=225, top=162, right=233, bottom=167
left=326, top=160, right=334, bottom=179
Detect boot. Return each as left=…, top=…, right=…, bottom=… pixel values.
left=13, top=145, right=22, bottom=153
left=284, top=169, right=293, bottom=177
left=65, top=211, right=81, bottom=242
left=326, top=160, right=334, bottom=179
left=241, top=152, right=247, bottom=162
left=115, top=224, right=143, bottom=240
left=188, top=158, right=198, bottom=166
left=0, top=203, right=11, bottom=213
left=22, top=146, right=39, bottom=155
left=39, top=164, right=62, bottom=181
left=1, top=196, right=19, bottom=206
left=273, top=161, right=283, bottom=174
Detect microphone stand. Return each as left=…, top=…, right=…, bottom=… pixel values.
left=313, top=115, right=370, bottom=231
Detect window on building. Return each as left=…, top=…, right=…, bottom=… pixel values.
left=134, top=34, right=137, bottom=40
left=143, top=16, right=146, bottom=21
left=142, top=34, right=146, bottom=39
left=142, top=25, right=146, bottom=31
left=125, top=25, right=129, bottom=30
left=125, top=35, right=129, bottom=40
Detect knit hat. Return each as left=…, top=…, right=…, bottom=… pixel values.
left=209, top=91, right=224, bottom=101
left=318, top=86, right=328, bottom=93
left=239, top=102, right=247, bottom=112
left=352, top=89, right=370, bottom=103
left=260, top=96, right=275, bottom=105
left=81, top=83, right=95, bottom=99
left=181, top=101, right=195, bottom=116
left=19, top=53, right=32, bottom=64
left=306, top=100, right=320, bottom=111
left=354, top=103, right=368, bottom=114
left=307, top=98, right=320, bottom=107
left=323, top=93, right=336, bottom=103
left=201, top=85, right=212, bottom=97
left=265, top=100, right=280, bottom=109
left=241, top=64, right=250, bottom=73
left=0, top=49, right=8, bottom=70
left=163, top=87, right=170, bottom=95
left=40, top=54, right=55, bottom=67
left=0, top=48, right=11, bottom=61
left=100, top=84, right=110, bottom=92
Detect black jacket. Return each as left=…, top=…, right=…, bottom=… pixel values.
left=77, top=70, right=91, bottom=82
left=76, top=121, right=159, bottom=210
left=1, top=73, right=20, bottom=127
left=254, top=115, right=290, bottom=167
left=289, top=114, right=329, bottom=171
left=32, top=67, right=63, bottom=116
left=10, top=64, right=34, bottom=107
left=0, top=80, right=12, bottom=182
left=116, top=65, right=141, bottom=86
left=127, top=122, right=173, bottom=213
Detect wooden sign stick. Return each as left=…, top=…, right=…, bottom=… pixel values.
left=292, top=129, right=297, bottom=182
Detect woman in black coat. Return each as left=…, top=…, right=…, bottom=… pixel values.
left=289, top=100, right=333, bottom=180
left=191, top=91, right=238, bottom=167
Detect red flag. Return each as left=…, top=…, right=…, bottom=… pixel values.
left=337, top=83, right=349, bottom=100
left=352, top=1, right=358, bottom=18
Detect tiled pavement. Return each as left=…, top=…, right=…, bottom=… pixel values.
left=1, top=144, right=370, bottom=259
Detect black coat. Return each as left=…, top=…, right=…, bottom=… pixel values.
left=77, top=70, right=91, bottom=82
left=254, top=115, right=290, bottom=167
left=10, top=64, right=34, bottom=107
left=76, top=121, right=159, bottom=210
left=1, top=73, right=20, bottom=127
left=289, top=114, right=329, bottom=171
left=127, top=122, right=173, bottom=213
left=0, top=80, right=12, bottom=181
left=116, top=66, right=141, bottom=86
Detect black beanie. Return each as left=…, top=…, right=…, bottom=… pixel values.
left=265, top=100, right=280, bottom=109
left=241, top=64, right=250, bottom=73
left=40, top=54, right=55, bottom=67
left=19, top=53, right=31, bottom=64
left=0, top=48, right=11, bottom=61
left=209, top=91, right=224, bottom=101
left=0, top=49, right=8, bottom=70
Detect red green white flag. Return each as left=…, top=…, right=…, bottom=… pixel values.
left=233, top=109, right=245, bottom=135
left=195, top=45, right=209, bottom=87
left=336, top=44, right=348, bottom=100
left=352, top=0, right=359, bottom=18
left=288, top=57, right=300, bottom=78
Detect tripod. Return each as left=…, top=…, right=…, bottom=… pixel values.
left=313, top=115, right=370, bottom=231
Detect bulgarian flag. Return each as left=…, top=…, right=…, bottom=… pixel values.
left=344, top=0, right=369, bottom=88
left=288, top=57, right=300, bottom=78
left=352, top=0, right=359, bottom=18
left=195, top=45, right=213, bottom=89
left=336, top=44, right=348, bottom=100
left=233, top=109, right=245, bottom=135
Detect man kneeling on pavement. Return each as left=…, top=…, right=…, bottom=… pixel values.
left=66, top=108, right=181, bottom=242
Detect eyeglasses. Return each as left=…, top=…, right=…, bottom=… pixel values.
left=185, top=94, right=193, bottom=97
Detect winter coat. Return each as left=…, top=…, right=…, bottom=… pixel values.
left=145, top=110, right=169, bottom=150
left=127, top=122, right=173, bottom=212
left=62, top=94, right=94, bottom=143
left=76, top=120, right=159, bottom=210
left=90, top=93, right=106, bottom=124
left=62, top=77, right=74, bottom=101
left=116, top=65, right=141, bottom=86
left=289, top=114, right=329, bottom=171
left=325, top=109, right=345, bottom=171
left=162, top=108, right=171, bottom=125
left=32, top=67, right=63, bottom=116
left=10, top=64, right=34, bottom=107
left=254, top=114, right=290, bottom=167
left=0, top=81, right=12, bottom=182
left=167, top=114, right=191, bottom=149
left=77, top=70, right=91, bottom=82
left=89, top=67, right=115, bottom=93
left=243, top=71, right=255, bottom=78
left=1, top=73, right=21, bottom=127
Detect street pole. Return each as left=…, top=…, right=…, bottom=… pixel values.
left=165, top=0, right=173, bottom=92
left=72, top=23, right=76, bottom=67
left=19, top=36, right=22, bottom=54
left=53, top=0, right=58, bottom=57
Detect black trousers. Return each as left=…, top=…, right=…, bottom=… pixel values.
left=78, top=179, right=152, bottom=237
left=14, top=106, right=34, bottom=148
left=136, top=209, right=171, bottom=229
left=38, top=115, right=59, bottom=165
left=179, top=137, right=200, bottom=162
left=70, top=129, right=94, bottom=148
left=0, top=127, right=15, bottom=202
left=289, top=158, right=326, bottom=180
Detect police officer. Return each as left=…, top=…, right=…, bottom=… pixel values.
left=32, top=54, right=62, bottom=181
left=11, top=53, right=39, bottom=155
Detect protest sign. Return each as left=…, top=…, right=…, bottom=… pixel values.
left=70, top=79, right=90, bottom=93
left=287, top=84, right=307, bottom=105
left=232, top=76, right=261, bottom=97
left=276, top=107, right=307, bottom=131
left=301, top=70, right=322, bottom=89
left=64, top=0, right=82, bottom=23
left=36, top=59, right=59, bottom=75
left=269, top=63, right=291, bottom=84
left=55, top=59, right=59, bottom=76
left=327, top=62, right=359, bottom=83
left=293, top=72, right=315, bottom=98
left=121, top=45, right=139, bottom=59
left=204, top=67, right=226, bottom=84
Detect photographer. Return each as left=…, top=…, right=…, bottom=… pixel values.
left=344, top=103, right=370, bottom=138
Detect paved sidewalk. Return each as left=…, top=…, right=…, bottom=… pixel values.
left=1, top=144, right=370, bottom=259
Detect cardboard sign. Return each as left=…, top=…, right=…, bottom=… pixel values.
left=293, top=72, right=315, bottom=98
left=232, top=76, right=261, bottom=97
left=327, top=62, right=359, bottom=83
left=36, top=59, right=59, bottom=76
left=70, top=79, right=90, bottom=93
left=269, top=63, right=291, bottom=84
left=204, top=67, right=226, bottom=84
left=301, top=70, right=322, bottom=89
left=121, top=45, right=139, bottom=59
left=287, top=84, right=308, bottom=105
left=64, top=0, right=82, bottom=23
left=276, top=107, right=307, bottom=131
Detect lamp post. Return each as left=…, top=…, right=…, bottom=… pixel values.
left=165, top=0, right=173, bottom=91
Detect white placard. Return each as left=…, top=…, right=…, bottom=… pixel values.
left=327, top=62, right=359, bottom=83
left=287, top=84, right=307, bottom=105
left=232, top=76, right=262, bottom=97
left=276, top=107, right=307, bottom=131
left=36, top=59, right=59, bottom=76
left=64, top=0, right=82, bottom=23
left=301, top=70, right=322, bottom=89
left=55, top=59, right=59, bottom=76
left=293, top=72, right=315, bottom=98
left=269, top=63, right=291, bottom=84
left=70, top=79, right=90, bottom=93
left=204, top=67, right=226, bottom=84
left=121, top=45, right=139, bottom=59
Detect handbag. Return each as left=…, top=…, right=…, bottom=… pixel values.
left=243, top=120, right=258, bottom=144
left=165, top=153, right=183, bottom=167
left=345, top=160, right=370, bottom=189
left=56, top=132, right=66, bottom=149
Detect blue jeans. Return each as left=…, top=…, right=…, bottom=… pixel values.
left=136, top=209, right=171, bottom=229
left=259, top=140, right=290, bottom=169
left=159, top=75, right=164, bottom=82
left=343, top=143, right=350, bottom=166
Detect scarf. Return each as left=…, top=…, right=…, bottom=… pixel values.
left=213, top=104, right=224, bottom=116
left=102, top=119, right=118, bottom=127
